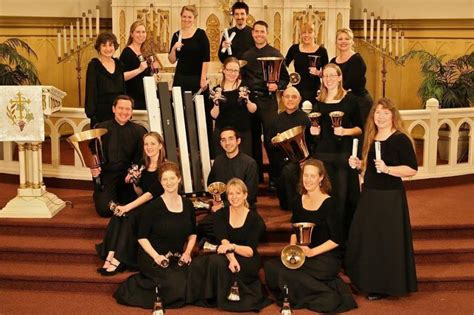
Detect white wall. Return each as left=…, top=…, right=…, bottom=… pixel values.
left=350, top=0, right=474, bottom=19
left=2, top=0, right=112, bottom=18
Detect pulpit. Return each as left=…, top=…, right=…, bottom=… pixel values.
left=0, top=86, right=67, bottom=218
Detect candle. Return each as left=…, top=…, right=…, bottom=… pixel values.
left=63, top=27, right=67, bottom=57
left=369, top=12, right=374, bottom=42
left=76, top=19, right=80, bottom=48
left=401, top=31, right=405, bottom=56
left=88, top=9, right=93, bottom=39
left=352, top=138, right=359, bottom=157
left=388, top=26, right=392, bottom=55
left=363, top=9, right=367, bottom=40
left=57, top=30, right=61, bottom=59
left=82, top=13, right=87, bottom=43
left=375, top=141, right=382, bottom=173
left=177, top=31, right=182, bottom=51
left=70, top=23, right=74, bottom=52
left=395, top=29, right=399, bottom=58
left=96, top=6, right=100, bottom=36
left=376, top=16, right=381, bottom=46
left=382, top=23, right=387, bottom=51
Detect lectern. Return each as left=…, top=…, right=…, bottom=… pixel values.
left=0, top=86, right=67, bottom=218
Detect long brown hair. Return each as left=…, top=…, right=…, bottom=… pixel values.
left=221, top=57, right=240, bottom=90
left=361, top=98, right=415, bottom=172
left=299, top=159, right=332, bottom=195
left=143, top=132, right=166, bottom=168
left=226, top=178, right=250, bottom=209
left=317, top=64, right=346, bottom=102
left=126, top=21, right=146, bottom=47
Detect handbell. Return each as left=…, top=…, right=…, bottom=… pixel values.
left=281, top=245, right=305, bottom=269
left=152, top=286, right=165, bottom=315
left=207, top=182, right=226, bottom=202
left=202, top=241, right=218, bottom=253
left=227, top=279, right=241, bottom=301
left=280, top=284, right=293, bottom=315
left=271, top=126, right=309, bottom=163
left=329, top=111, right=344, bottom=128
left=289, top=72, right=301, bottom=85
left=257, top=56, right=284, bottom=84
left=308, top=112, right=322, bottom=127
left=293, top=222, right=316, bottom=245
left=308, top=55, right=321, bottom=69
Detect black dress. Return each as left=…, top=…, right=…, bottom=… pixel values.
left=114, top=196, right=196, bottom=309
left=211, top=84, right=252, bottom=156
left=311, top=93, right=363, bottom=237
left=345, top=132, right=418, bottom=296
left=96, top=168, right=163, bottom=268
left=120, top=47, right=151, bottom=110
left=85, top=58, right=125, bottom=127
left=264, top=196, right=357, bottom=313
left=285, top=44, right=329, bottom=104
left=187, top=207, right=271, bottom=312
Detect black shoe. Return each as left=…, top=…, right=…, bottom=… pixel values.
left=268, top=181, right=277, bottom=191
left=96, top=267, right=106, bottom=274
left=367, top=293, right=389, bottom=301
left=101, top=263, right=126, bottom=276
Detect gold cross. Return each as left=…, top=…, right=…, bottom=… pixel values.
left=9, top=92, right=31, bottom=120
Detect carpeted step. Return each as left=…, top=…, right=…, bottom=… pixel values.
left=414, top=238, right=474, bottom=263
left=417, top=262, right=474, bottom=291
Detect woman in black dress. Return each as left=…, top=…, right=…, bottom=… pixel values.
left=210, top=57, right=257, bottom=157
left=285, top=22, right=328, bottom=104
left=310, top=63, right=363, bottom=238
left=330, top=28, right=373, bottom=125
left=114, top=161, right=197, bottom=309
left=120, top=21, right=155, bottom=110
left=85, top=32, right=125, bottom=127
left=186, top=178, right=270, bottom=312
left=96, top=132, right=166, bottom=274
left=265, top=159, right=357, bottom=313
left=346, top=98, right=418, bottom=300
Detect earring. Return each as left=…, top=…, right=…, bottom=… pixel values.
left=319, top=181, right=322, bottom=186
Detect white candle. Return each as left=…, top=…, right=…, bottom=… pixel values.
left=388, top=26, right=392, bottom=55
left=376, top=17, right=381, bottom=47
left=352, top=138, right=359, bottom=157
left=363, top=9, right=367, bottom=40
left=82, top=13, right=87, bottom=43
left=382, top=23, right=387, bottom=51
left=395, top=29, right=399, bottom=58
left=375, top=141, right=382, bottom=173
left=70, top=23, right=74, bottom=52
left=57, top=30, right=61, bottom=59
left=369, top=12, right=374, bottom=42
left=96, top=6, right=100, bottom=36
left=88, top=9, right=93, bottom=39
left=401, top=31, right=405, bottom=56
left=63, top=27, right=67, bottom=57
left=76, top=19, right=80, bottom=48
left=177, top=31, right=182, bottom=51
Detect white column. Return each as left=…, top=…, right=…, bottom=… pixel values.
left=17, top=143, right=26, bottom=188
left=26, top=143, right=33, bottom=187
left=31, top=143, right=40, bottom=189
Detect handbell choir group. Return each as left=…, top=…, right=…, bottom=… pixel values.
left=84, top=1, right=419, bottom=313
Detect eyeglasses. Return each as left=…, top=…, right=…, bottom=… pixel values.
left=224, top=68, right=239, bottom=74
left=322, top=74, right=339, bottom=79
left=283, top=95, right=299, bottom=100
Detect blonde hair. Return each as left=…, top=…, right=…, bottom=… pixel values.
left=361, top=98, right=415, bottom=172
left=221, top=57, right=240, bottom=89
left=226, top=178, right=249, bottom=209
left=181, top=5, right=198, bottom=17
left=335, top=28, right=355, bottom=52
left=126, top=21, right=146, bottom=47
left=300, top=23, right=315, bottom=34
left=317, top=64, right=346, bottom=102
left=142, top=132, right=166, bottom=168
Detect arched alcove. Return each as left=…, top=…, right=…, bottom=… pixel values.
left=437, top=123, right=451, bottom=165
left=57, top=122, right=75, bottom=166
left=410, top=124, right=425, bottom=167
left=42, top=123, right=52, bottom=165
left=457, top=122, right=471, bottom=163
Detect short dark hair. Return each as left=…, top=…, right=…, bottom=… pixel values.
left=94, top=32, right=119, bottom=52
left=232, top=1, right=249, bottom=14
left=219, top=126, right=241, bottom=140
left=112, top=95, right=135, bottom=109
left=253, top=20, right=268, bottom=31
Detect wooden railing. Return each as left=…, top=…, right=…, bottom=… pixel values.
left=0, top=98, right=472, bottom=181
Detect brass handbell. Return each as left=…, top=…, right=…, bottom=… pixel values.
left=227, top=279, right=241, bottom=301
left=152, top=286, right=165, bottom=315
left=308, top=112, right=322, bottom=127
left=207, top=182, right=226, bottom=202
left=280, top=284, right=293, bottom=315
left=271, top=126, right=309, bottom=163
left=308, top=54, right=321, bottom=68
left=281, top=222, right=316, bottom=269
left=202, top=241, right=218, bottom=253
left=257, top=56, right=284, bottom=84
left=329, top=111, right=345, bottom=128
left=289, top=72, right=301, bottom=85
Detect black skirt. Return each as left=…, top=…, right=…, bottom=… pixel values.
left=264, top=252, right=357, bottom=313
left=186, top=254, right=271, bottom=312
left=345, top=188, right=418, bottom=296
left=114, top=248, right=189, bottom=309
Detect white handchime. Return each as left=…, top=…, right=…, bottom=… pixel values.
left=351, top=139, right=359, bottom=169
left=375, top=141, right=382, bottom=173
left=221, top=29, right=236, bottom=55
left=177, top=31, right=183, bottom=52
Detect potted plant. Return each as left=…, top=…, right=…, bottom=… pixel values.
left=0, top=38, right=41, bottom=85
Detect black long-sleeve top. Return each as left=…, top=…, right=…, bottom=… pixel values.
left=218, top=25, right=254, bottom=63
left=285, top=44, right=328, bottom=94
left=330, top=53, right=369, bottom=97
left=212, top=84, right=252, bottom=132
left=274, top=109, right=311, bottom=134
left=241, top=44, right=290, bottom=93
left=311, top=93, right=363, bottom=155
left=85, top=58, right=125, bottom=125
left=170, top=28, right=210, bottom=77
left=138, top=169, right=164, bottom=198
left=95, top=119, right=147, bottom=172
left=120, top=47, right=151, bottom=110
left=207, top=152, right=259, bottom=207
left=364, top=132, right=418, bottom=190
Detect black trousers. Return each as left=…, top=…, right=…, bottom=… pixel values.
left=93, top=170, right=137, bottom=217
left=276, top=160, right=301, bottom=210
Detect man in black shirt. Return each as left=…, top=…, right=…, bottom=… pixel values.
left=273, top=87, right=311, bottom=210
left=90, top=95, right=147, bottom=217
left=241, top=20, right=289, bottom=190
left=218, top=1, right=254, bottom=63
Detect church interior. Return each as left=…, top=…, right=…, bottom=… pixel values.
left=0, top=0, right=473, bottom=313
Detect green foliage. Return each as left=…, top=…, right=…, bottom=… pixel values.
left=399, top=50, right=473, bottom=108
left=0, top=38, right=41, bottom=85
